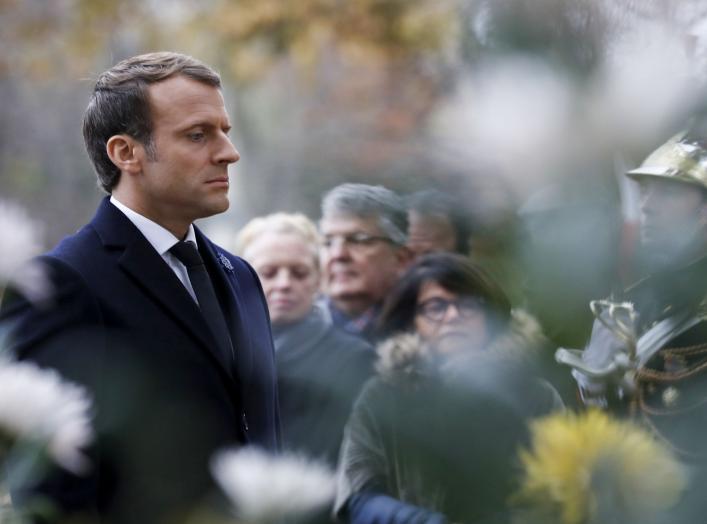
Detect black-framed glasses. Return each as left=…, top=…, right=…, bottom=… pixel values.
left=416, top=297, right=485, bottom=322
left=321, top=232, right=395, bottom=250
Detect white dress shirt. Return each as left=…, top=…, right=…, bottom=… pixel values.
left=110, top=196, right=198, bottom=302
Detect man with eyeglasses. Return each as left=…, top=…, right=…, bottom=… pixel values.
left=319, top=183, right=411, bottom=342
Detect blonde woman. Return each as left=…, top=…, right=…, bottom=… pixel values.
left=236, top=213, right=373, bottom=465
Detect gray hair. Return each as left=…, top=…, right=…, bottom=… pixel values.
left=321, top=183, right=408, bottom=245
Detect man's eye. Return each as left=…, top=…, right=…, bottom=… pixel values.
left=188, top=132, right=205, bottom=142
left=349, top=234, right=372, bottom=244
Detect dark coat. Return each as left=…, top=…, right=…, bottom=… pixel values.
left=575, top=253, right=707, bottom=524
left=0, top=198, right=280, bottom=523
left=335, top=312, right=563, bottom=524
left=273, top=306, right=373, bottom=466
left=577, top=252, right=707, bottom=458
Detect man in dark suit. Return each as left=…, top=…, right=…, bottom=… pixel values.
left=0, top=52, right=280, bottom=523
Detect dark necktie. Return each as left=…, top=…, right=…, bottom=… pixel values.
left=169, top=241, right=234, bottom=369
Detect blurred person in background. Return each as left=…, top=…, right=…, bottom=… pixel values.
left=518, top=181, right=623, bottom=407
left=319, top=184, right=411, bottom=343
left=236, top=212, right=372, bottom=467
left=405, top=189, right=472, bottom=258
left=335, top=253, right=562, bottom=524
left=518, top=181, right=622, bottom=349
left=565, top=130, right=707, bottom=523
left=0, top=52, right=280, bottom=523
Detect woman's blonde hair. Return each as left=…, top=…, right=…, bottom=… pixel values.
left=235, top=212, right=320, bottom=265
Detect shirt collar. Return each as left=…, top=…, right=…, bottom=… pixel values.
left=109, top=196, right=197, bottom=256
left=326, top=297, right=379, bottom=334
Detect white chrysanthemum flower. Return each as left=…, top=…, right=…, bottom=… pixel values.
left=211, top=448, right=336, bottom=523
left=588, top=24, right=696, bottom=151
left=0, top=358, right=93, bottom=474
left=0, top=199, right=44, bottom=283
left=458, top=56, right=577, bottom=189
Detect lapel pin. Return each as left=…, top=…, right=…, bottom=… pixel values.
left=218, top=252, right=234, bottom=273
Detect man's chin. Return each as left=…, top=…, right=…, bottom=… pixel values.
left=327, top=283, right=362, bottom=299
left=328, top=291, right=377, bottom=315
left=639, top=229, right=664, bottom=249
left=211, top=197, right=230, bottom=214
left=639, top=236, right=696, bottom=271
left=193, top=199, right=230, bottom=220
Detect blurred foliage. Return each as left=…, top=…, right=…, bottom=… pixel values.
left=466, top=0, right=707, bottom=80
left=194, top=0, right=460, bottom=82
left=0, top=0, right=460, bottom=83
left=191, top=0, right=464, bottom=200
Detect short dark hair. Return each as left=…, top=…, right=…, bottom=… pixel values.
left=377, top=253, right=511, bottom=339
left=406, top=189, right=473, bottom=254
left=82, top=52, right=222, bottom=193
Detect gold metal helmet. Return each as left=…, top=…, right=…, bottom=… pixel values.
left=626, top=132, right=707, bottom=190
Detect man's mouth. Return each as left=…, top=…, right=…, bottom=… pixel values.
left=330, top=269, right=357, bottom=282
left=206, top=176, right=229, bottom=186
left=640, top=224, right=660, bottom=240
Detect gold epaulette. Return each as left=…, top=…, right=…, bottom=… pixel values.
left=637, top=342, right=707, bottom=382
left=634, top=343, right=707, bottom=459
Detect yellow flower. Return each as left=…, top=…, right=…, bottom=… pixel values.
left=513, top=410, right=687, bottom=524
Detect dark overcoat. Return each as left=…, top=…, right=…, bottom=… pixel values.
left=0, top=197, right=280, bottom=523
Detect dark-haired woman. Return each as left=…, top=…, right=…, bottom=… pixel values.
left=335, top=253, right=562, bottom=524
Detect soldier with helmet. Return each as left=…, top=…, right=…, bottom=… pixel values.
left=558, top=130, right=707, bottom=463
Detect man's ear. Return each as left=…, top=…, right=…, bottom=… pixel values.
left=395, top=245, right=414, bottom=274
left=106, top=135, right=143, bottom=175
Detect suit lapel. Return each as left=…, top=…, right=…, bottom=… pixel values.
left=197, top=230, right=253, bottom=381
left=91, top=198, right=234, bottom=380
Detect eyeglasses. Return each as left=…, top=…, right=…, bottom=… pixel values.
left=321, top=232, right=395, bottom=251
left=416, top=297, right=485, bottom=322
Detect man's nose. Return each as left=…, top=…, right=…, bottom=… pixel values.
left=325, top=237, right=352, bottom=260
left=640, top=186, right=660, bottom=215
left=216, top=135, right=241, bottom=165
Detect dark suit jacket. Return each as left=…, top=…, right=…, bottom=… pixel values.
left=0, top=198, right=280, bottom=523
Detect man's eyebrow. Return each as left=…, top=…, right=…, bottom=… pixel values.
left=177, top=120, right=232, bottom=132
